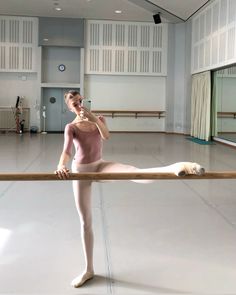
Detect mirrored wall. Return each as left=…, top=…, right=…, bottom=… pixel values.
left=213, top=65, right=236, bottom=143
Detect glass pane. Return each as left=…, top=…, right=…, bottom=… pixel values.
left=213, top=65, right=236, bottom=143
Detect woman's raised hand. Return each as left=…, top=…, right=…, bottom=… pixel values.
left=81, top=107, right=98, bottom=123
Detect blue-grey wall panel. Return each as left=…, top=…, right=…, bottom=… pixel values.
left=39, top=17, right=84, bottom=47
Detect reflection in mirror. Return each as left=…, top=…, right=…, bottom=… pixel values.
left=213, top=65, right=236, bottom=143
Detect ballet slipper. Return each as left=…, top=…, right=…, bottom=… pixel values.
left=71, top=271, right=94, bottom=288
left=174, top=162, right=205, bottom=177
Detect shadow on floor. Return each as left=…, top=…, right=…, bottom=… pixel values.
left=75, top=274, right=190, bottom=294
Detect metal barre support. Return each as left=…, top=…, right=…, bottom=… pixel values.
left=0, top=172, right=236, bottom=181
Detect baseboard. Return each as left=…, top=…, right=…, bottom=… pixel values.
left=213, top=137, right=236, bottom=149
left=110, top=131, right=190, bottom=135
left=110, top=131, right=166, bottom=134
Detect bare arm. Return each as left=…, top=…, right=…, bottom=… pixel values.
left=57, top=150, right=71, bottom=169
left=55, top=151, right=71, bottom=179
left=55, top=124, right=73, bottom=179
left=95, top=116, right=110, bottom=140
left=82, top=107, right=110, bottom=140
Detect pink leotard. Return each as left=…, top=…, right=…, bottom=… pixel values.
left=63, top=122, right=103, bottom=164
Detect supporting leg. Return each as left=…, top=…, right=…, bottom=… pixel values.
left=71, top=179, right=94, bottom=287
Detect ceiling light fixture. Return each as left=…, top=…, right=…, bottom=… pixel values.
left=55, top=7, right=62, bottom=11
left=115, top=10, right=122, bottom=14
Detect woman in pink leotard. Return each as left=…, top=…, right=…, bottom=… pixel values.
left=55, top=90, right=204, bottom=288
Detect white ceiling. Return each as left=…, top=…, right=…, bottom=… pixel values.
left=0, top=0, right=212, bottom=23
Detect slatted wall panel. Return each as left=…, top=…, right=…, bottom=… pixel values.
left=23, top=20, right=33, bottom=43
left=115, top=50, right=124, bottom=72
left=116, top=24, right=125, bottom=46
left=128, top=25, right=138, bottom=47
left=0, top=16, right=38, bottom=72
left=0, top=19, right=6, bottom=42
left=22, top=47, right=33, bottom=70
left=127, top=24, right=138, bottom=73
left=192, top=0, right=236, bottom=74
left=89, top=49, right=99, bottom=71
left=0, top=20, right=6, bottom=70
left=102, top=49, right=112, bottom=72
left=9, top=46, right=19, bottom=69
left=86, top=20, right=167, bottom=76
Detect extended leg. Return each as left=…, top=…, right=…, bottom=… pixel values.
left=96, top=161, right=205, bottom=183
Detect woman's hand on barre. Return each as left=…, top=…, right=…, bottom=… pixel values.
left=55, top=165, right=70, bottom=179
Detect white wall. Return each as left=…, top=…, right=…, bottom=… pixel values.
left=166, top=22, right=192, bottom=134
left=165, top=24, right=175, bottom=132
left=192, top=0, right=236, bottom=74
left=84, top=75, right=166, bottom=131
left=173, top=23, right=186, bottom=133
left=0, top=18, right=192, bottom=134
left=0, top=72, right=40, bottom=127
left=184, top=20, right=193, bottom=134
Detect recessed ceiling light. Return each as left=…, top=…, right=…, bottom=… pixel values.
left=43, top=38, right=49, bottom=41
left=55, top=7, right=62, bottom=11
left=115, top=10, right=122, bottom=14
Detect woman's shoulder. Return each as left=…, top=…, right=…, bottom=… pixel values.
left=65, top=122, right=74, bottom=129
left=64, top=123, right=76, bottom=134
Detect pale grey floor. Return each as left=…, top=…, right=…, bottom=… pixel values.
left=0, top=133, right=236, bottom=295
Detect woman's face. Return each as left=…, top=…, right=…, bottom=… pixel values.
left=68, top=94, right=83, bottom=113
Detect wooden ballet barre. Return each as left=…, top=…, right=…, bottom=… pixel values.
left=93, top=110, right=166, bottom=119
left=218, top=112, right=236, bottom=119
left=0, top=172, right=236, bottom=181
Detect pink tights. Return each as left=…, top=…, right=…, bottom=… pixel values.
left=71, top=159, right=204, bottom=275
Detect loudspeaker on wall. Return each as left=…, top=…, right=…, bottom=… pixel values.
left=153, top=13, right=161, bottom=24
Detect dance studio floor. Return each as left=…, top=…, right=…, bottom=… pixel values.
left=0, top=132, right=236, bottom=294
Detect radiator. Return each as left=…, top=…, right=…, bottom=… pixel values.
left=0, top=107, right=30, bottom=131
